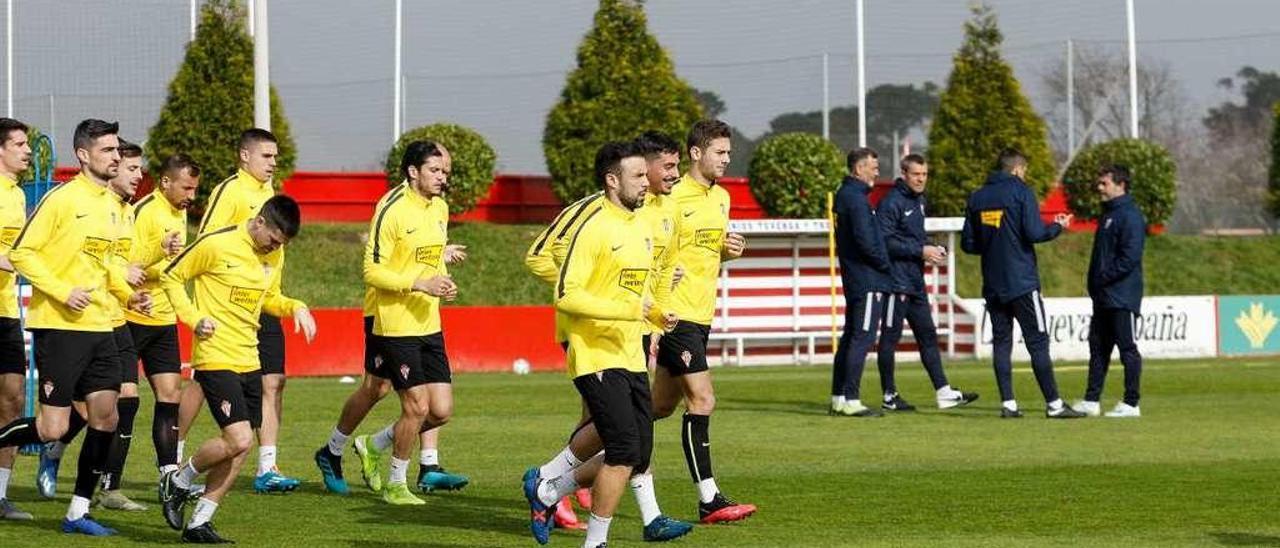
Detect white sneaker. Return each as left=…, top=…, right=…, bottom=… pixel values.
left=1104, top=402, right=1141, bottom=418
left=1075, top=400, right=1101, bottom=417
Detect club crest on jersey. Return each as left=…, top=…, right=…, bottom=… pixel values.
left=618, top=268, right=648, bottom=296
left=662, top=218, right=671, bottom=233
left=220, top=400, right=232, bottom=418
left=374, top=354, right=384, bottom=368
left=694, top=228, right=723, bottom=252
left=919, top=204, right=926, bottom=216
left=42, top=380, right=53, bottom=398
left=681, top=350, right=692, bottom=367
left=400, top=364, right=410, bottom=380
left=1105, top=218, right=1113, bottom=229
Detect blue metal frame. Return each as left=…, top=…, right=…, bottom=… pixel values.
left=18, top=133, right=55, bottom=455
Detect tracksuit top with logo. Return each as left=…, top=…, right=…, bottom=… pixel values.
left=0, top=174, right=25, bottom=319
left=106, top=196, right=136, bottom=327
left=1087, top=194, right=1146, bottom=314
left=639, top=191, right=680, bottom=335
left=668, top=174, right=731, bottom=326
left=525, top=192, right=605, bottom=343
left=363, top=182, right=409, bottom=318
left=199, top=168, right=285, bottom=304
left=556, top=198, right=654, bottom=378
left=11, top=173, right=133, bottom=332
left=363, top=185, right=450, bottom=338
left=960, top=171, right=1062, bottom=304
left=161, top=224, right=304, bottom=373
left=125, top=190, right=188, bottom=326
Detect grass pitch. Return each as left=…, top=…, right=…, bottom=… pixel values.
left=0, top=358, right=1277, bottom=547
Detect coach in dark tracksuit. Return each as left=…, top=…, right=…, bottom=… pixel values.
left=830, top=148, right=891, bottom=417
left=876, top=155, right=978, bottom=411
left=960, top=149, right=1083, bottom=419
left=1081, top=164, right=1145, bottom=418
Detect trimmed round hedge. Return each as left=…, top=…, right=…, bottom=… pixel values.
left=385, top=124, right=497, bottom=215
left=1063, top=138, right=1177, bottom=225
left=747, top=132, right=845, bottom=219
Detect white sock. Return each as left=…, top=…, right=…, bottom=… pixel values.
left=584, top=513, right=612, bottom=548
left=419, top=448, right=439, bottom=467
left=174, top=459, right=199, bottom=490
left=0, top=467, right=10, bottom=499
left=159, top=464, right=179, bottom=475
left=176, top=440, right=185, bottom=462
left=1047, top=398, right=1064, bottom=411
left=47, top=440, right=68, bottom=460
left=257, top=445, right=277, bottom=475
left=66, top=495, right=91, bottom=521
left=697, top=478, right=719, bottom=504
left=188, top=497, right=218, bottom=528
left=327, top=427, right=349, bottom=456
left=538, top=471, right=578, bottom=507
left=630, top=473, right=662, bottom=525
left=372, top=425, right=395, bottom=451
left=847, top=399, right=864, bottom=410
left=1002, top=400, right=1019, bottom=412
left=830, top=395, right=846, bottom=407
left=883, top=392, right=897, bottom=403
left=538, top=446, right=582, bottom=479
left=936, top=385, right=955, bottom=397
left=389, top=457, right=409, bottom=484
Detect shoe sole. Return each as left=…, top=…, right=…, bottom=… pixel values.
left=701, top=504, right=757, bottom=524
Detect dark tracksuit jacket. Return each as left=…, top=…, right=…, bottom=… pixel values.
left=831, top=176, right=891, bottom=399
left=1085, top=193, right=1146, bottom=405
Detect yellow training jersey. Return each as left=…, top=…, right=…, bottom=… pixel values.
left=106, top=197, right=137, bottom=327
left=125, top=190, right=188, bottom=326
left=198, top=168, right=286, bottom=308
left=363, top=186, right=450, bottom=337
left=556, top=198, right=655, bottom=378
left=11, top=173, right=131, bottom=332
left=638, top=191, right=680, bottom=334
left=669, top=174, right=731, bottom=326
left=161, top=223, right=305, bottom=373
left=362, top=182, right=408, bottom=318
left=0, top=175, right=26, bottom=319
left=526, top=192, right=604, bottom=343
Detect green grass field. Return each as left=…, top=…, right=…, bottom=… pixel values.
left=0, top=358, right=1277, bottom=546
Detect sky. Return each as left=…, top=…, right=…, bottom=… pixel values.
left=4, top=0, right=1277, bottom=174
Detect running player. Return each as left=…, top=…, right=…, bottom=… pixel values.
left=0, top=117, right=32, bottom=521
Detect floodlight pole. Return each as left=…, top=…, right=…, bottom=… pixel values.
left=1126, top=0, right=1139, bottom=138
left=821, top=53, right=830, bottom=140
left=6, top=0, right=12, bottom=118
left=393, top=0, right=402, bottom=142
left=855, top=0, right=866, bottom=147
left=253, top=0, right=270, bottom=130
left=189, top=0, right=197, bottom=41
left=1066, top=39, right=1074, bottom=153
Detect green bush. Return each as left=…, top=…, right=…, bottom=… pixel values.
left=21, top=126, right=55, bottom=183
left=747, top=133, right=845, bottom=218
left=1063, top=138, right=1177, bottom=225
left=1269, top=101, right=1280, bottom=218
left=384, top=123, right=497, bottom=215
left=927, top=4, right=1055, bottom=216
left=543, top=0, right=703, bottom=204
left=144, top=0, right=296, bottom=216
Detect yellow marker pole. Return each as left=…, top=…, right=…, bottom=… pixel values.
left=827, top=192, right=838, bottom=353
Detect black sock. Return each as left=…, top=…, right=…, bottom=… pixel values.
left=153, top=402, right=180, bottom=468
left=103, top=397, right=140, bottom=491
left=74, top=427, right=114, bottom=499
left=0, top=417, right=40, bottom=448
left=59, top=409, right=88, bottom=445
left=680, top=413, right=714, bottom=485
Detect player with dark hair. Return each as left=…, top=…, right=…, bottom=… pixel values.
left=0, top=117, right=32, bottom=521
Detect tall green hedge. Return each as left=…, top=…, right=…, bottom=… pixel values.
left=927, top=4, right=1054, bottom=215
left=144, top=0, right=296, bottom=215
left=384, top=124, right=497, bottom=215
left=1269, top=101, right=1280, bottom=218
left=1063, top=138, right=1177, bottom=225
left=748, top=133, right=845, bottom=218
left=543, top=0, right=702, bottom=204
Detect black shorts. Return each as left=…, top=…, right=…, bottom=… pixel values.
left=0, top=317, right=25, bottom=375
left=656, top=321, right=711, bottom=376
left=573, top=369, right=653, bottom=469
left=127, top=322, right=182, bottom=377
left=258, top=313, right=285, bottom=375
left=371, top=332, right=451, bottom=390
left=114, top=325, right=139, bottom=385
left=32, top=329, right=120, bottom=407
left=195, top=369, right=263, bottom=429
left=362, top=316, right=387, bottom=378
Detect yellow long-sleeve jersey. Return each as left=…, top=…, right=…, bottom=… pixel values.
left=125, top=190, right=188, bottom=326
left=106, top=198, right=136, bottom=327
left=669, top=174, right=731, bottom=326
left=638, top=192, right=680, bottom=335
left=198, top=169, right=274, bottom=235
left=556, top=198, right=655, bottom=379
left=0, top=175, right=26, bottom=319
left=363, top=186, right=450, bottom=337
left=161, top=223, right=305, bottom=373
left=11, top=173, right=133, bottom=332
left=362, top=182, right=408, bottom=318
left=526, top=192, right=604, bottom=343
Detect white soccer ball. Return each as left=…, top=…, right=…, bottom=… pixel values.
left=512, top=358, right=531, bottom=375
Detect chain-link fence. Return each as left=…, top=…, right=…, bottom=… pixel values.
left=0, top=0, right=1275, bottom=231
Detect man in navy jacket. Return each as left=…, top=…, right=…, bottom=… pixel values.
left=961, top=148, right=1084, bottom=419
left=1077, top=164, right=1145, bottom=418
left=876, top=154, right=978, bottom=411
left=830, top=148, right=891, bottom=417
